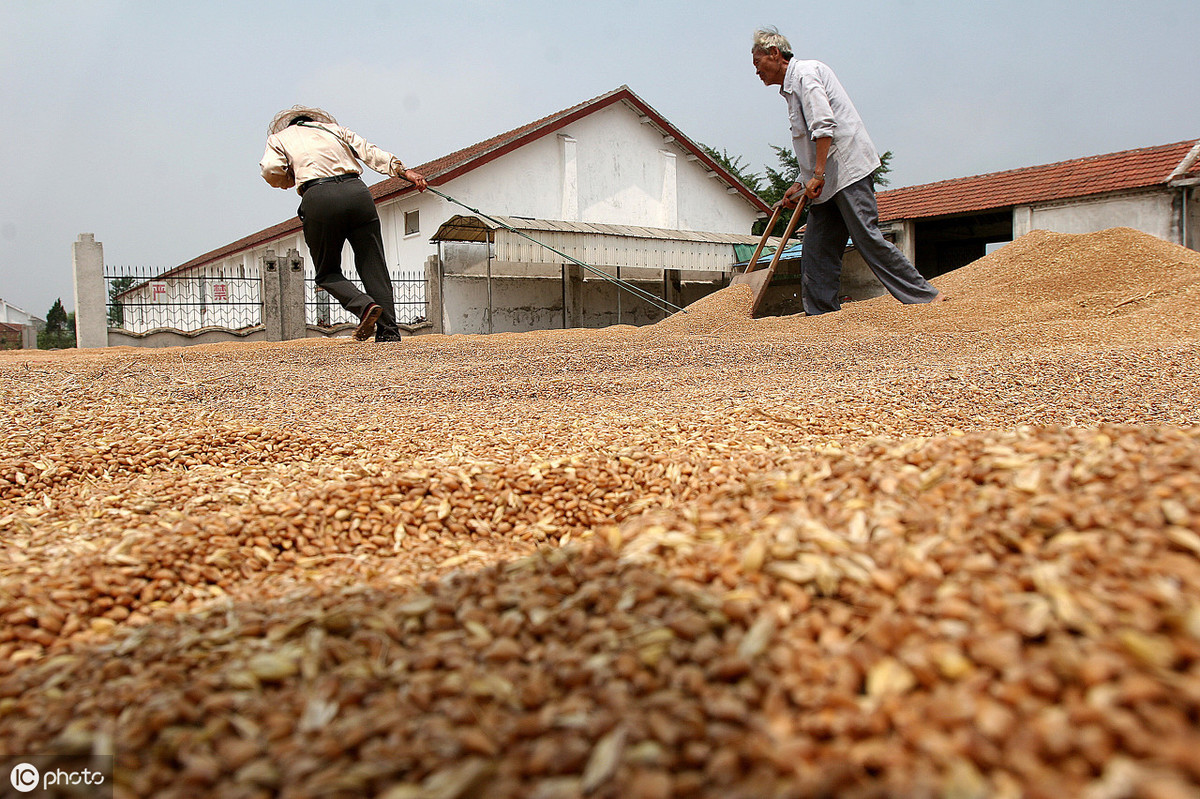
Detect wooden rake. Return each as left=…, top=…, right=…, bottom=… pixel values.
left=730, top=196, right=807, bottom=317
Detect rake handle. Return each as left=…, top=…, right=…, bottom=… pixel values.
left=742, top=206, right=782, bottom=275
left=765, top=196, right=807, bottom=274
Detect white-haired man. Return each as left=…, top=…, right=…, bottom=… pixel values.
left=752, top=27, right=945, bottom=315
left=260, top=106, right=427, bottom=342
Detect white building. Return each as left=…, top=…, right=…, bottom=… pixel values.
left=0, top=298, right=42, bottom=349
left=116, top=86, right=769, bottom=337
left=0, top=298, right=43, bottom=328
left=877, top=138, right=1200, bottom=278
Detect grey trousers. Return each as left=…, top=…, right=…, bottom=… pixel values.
left=297, top=177, right=399, bottom=335
left=800, top=175, right=939, bottom=315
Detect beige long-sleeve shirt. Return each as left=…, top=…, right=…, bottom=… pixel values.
left=780, top=58, right=880, bottom=204
left=260, top=123, right=407, bottom=192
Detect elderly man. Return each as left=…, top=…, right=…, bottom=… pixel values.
left=260, top=106, right=427, bottom=342
left=752, top=27, right=945, bottom=315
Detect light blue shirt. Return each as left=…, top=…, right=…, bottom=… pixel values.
left=781, top=58, right=881, bottom=204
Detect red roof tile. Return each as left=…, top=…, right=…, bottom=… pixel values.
left=170, top=87, right=767, bottom=276
left=877, top=139, right=1198, bottom=222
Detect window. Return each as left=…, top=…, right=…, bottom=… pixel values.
left=405, top=210, right=419, bottom=236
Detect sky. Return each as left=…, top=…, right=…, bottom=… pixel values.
left=2, top=0, right=1196, bottom=317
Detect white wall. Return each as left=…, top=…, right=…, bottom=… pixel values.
left=1017, top=190, right=1178, bottom=242
left=386, top=100, right=760, bottom=336
left=441, top=273, right=722, bottom=335
left=379, top=100, right=761, bottom=277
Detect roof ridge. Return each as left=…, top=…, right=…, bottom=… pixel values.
left=1167, top=140, right=1200, bottom=182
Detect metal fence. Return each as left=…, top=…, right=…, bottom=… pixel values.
left=106, top=266, right=427, bottom=333
left=105, top=266, right=262, bottom=333
left=306, top=270, right=427, bottom=327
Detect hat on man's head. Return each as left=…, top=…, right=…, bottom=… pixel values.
left=268, top=105, right=338, bottom=136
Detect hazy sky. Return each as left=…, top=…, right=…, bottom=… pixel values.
left=2, top=0, right=1196, bottom=317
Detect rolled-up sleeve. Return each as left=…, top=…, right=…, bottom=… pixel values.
left=340, top=127, right=406, bottom=178
left=782, top=59, right=879, bottom=199
left=260, top=137, right=295, bottom=188
left=800, top=79, right=837, bottom=140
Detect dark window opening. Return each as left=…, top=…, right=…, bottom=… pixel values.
left=913, top=211, right=1013, bottom=279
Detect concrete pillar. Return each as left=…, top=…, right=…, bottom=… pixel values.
left=72, top=233, right=107, bottom=348
left=560, top=135, right=578, bottom=221
left=1013, top=206, right=1034, bottom=239
left=563, top=264, right=584, bottom=328
left=280, top=248, right=307, bottom=340
left=664, top=269, right=683, bottom=315
left=261, top=250, right=283, bottom=341
left=1187, top=187, right=1199, bottom=252
left=21, top=325, right=37, bottom=350
left=892, top=220, right=917, bottom=268
left=425, top=254, right=443, bottom=333
left=660, top=150, right=678, bottom=229
left=486, top=241, right=494, bottom=335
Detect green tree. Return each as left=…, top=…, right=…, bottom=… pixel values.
left=38, top=298, right=76, bottom=349
left=874, top=150, right=893, bottom=188
left=701, top=145, right=762, bottom=195
left=107, top=276, right=136, bottom=326
left=761, top=145, right=894, bottom=195
left=749, top=145, right=896, bottom=235
left=756, top=145, right=803, bottom=236
left=760, top=144, right=799, bottom=206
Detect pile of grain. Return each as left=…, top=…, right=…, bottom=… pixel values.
left=643, top=283, right=756, bottom=337
left=777, top=227, right=1200, bottom=347
left=2, top=227, right=1200, bottom=798
left=936, top=227, right=1200, bottom=306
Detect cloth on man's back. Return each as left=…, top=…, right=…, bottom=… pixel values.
left=260, top=124, right=407, bottom=191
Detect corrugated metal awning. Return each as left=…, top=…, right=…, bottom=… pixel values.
left=431, top=215, right=774, bottom=272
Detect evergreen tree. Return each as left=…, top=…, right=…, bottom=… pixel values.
left=874, top=150, right=894, bottom=188
left=756, top=145, right=803, bottom=236
left=700, top=145, right=762, bottom=195
left=38, top=298, right=76, bottom=349
left=761, top=145, right=894, bottom=196
left=748, top=146, right=896, bottom=235
left=107, top=276, right=136, bottom=326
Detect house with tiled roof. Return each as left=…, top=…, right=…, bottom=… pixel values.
left=876, top=139, right=1200, bottom=279
left=0, top=297, right=42, bottom=349
left=110, top=86, right=769, bottom=338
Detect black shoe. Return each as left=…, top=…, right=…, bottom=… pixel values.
left=353, top=304, right=382, bottom=341
left=375, top=330, right=402, bottom=343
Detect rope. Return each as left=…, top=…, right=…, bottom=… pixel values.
left=426, top=187, right=687, bottom=315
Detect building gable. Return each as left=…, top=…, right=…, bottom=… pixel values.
left=170, top=87, right=766, bottom=277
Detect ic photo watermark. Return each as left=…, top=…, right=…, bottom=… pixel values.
left=3, top=756, right=112, bottom=798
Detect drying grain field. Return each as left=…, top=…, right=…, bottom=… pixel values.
left=2, top=227, right=1200, bottom=799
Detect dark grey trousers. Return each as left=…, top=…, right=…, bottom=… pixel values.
left=297, top=177, right=398, bottom=335
left=800, top=175, right=939, bottom=315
